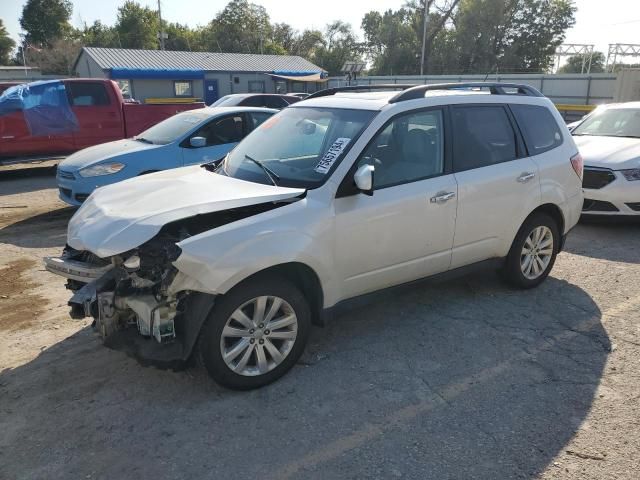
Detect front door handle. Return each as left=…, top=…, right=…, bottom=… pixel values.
left=517, top=172, right=536, bottom=183
left=430, top=191, right=456, bottom=204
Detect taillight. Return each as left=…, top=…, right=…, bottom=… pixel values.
left=570, top=153, right=583, bottom=180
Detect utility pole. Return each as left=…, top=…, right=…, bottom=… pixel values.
left=19, top=35, right=28, bottom=79
left=420, top=0, right=428, bottom=76
left=158, top=0, right=165, bottom=50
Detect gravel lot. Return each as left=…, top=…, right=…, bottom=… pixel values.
left=1, top=167, right=639, bottom=480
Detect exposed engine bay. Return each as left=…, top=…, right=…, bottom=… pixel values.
left=44, top=201, right=291, bottom=364
left=48, top=230, right=186, bottom=344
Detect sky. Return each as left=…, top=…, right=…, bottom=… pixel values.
left=1, top=0, right=639, bottom=59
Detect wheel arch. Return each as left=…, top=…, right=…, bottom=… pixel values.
left=236, top=262, right=325, bottom=327
left=528, top=203, right=565, bottom=237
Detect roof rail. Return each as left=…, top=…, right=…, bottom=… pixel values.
left=388, top=82, right=544, bottom=103
left=306, top=82, right=544, bottom=103
left=305, top=84, right=417, bottom=100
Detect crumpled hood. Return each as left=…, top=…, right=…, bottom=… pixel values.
left=59, top=138, right=163, bottom=170
left=574, top=135, right=640, bottom=170
left=67, top=166, right=304, bottom=258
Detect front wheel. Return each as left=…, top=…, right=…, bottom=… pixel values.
left=502, top=213, right=560, bottom=289
left=198, top=275, right=310, bottom=390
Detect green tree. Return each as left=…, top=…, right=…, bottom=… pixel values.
left=272, top=23, right=297, bottom=53
left=115, top=1, right=159, bottom=49
left=362, top=1, right=460, bottom=75
left=291, top=29, right=325, bottom=58
left=0, top=19, right=16, bottom=64
left=312, top=21, right=362, bottom=76
left=80, top=20, right=120, bottom=48
left=210, top=0, right=272, bottom=53
left=364, top=0, right=576, bottom=75
left=164, top=22, right=199, bottom=51
left=19, top=0, right=72, bottom=47
left=500, top=0, right=576, bottom=72
left=559, top=51, right=605, bottom=73
left=362, top=8, right=420, bottom=75
left=440, top=0, right=575, bottom=74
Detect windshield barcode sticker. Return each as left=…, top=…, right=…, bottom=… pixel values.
left=314, top=138, right=351, bottom=174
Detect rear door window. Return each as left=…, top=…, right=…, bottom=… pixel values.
left=511, top=104, right=563, bottom=155
left=67, top=82, right=110, bottom=106
left=452, top=105, right=518, bottom=172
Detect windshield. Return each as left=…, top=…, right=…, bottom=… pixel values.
left=573, top=108, right=640, bottom=138
left=136, top=111, right=208, bottom=144
left=222, top=107, right=376, bottom=188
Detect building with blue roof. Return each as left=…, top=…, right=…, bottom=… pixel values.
left=73, top=47, right=328, bottom=105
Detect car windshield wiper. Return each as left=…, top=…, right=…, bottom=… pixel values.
left=134, top=136, right=153, bottom=144
left=245, top=154, right=280, bottom=186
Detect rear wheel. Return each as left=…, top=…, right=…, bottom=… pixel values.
left=198, top=275, right=310, bottom=390
left=503, top=213, right=560, bottom=289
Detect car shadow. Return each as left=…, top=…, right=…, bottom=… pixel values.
left=0, top=164, right=58, bottom=196
left=0, top=207, right=74, bottom=248
left=0, top=273, right=608, bottom=479
left=564, top=220, right=640, bottom=263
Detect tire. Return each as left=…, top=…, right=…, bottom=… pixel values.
left=198, top=274, right=311, bottom=390
left=502, top=212, right=560, bottom=289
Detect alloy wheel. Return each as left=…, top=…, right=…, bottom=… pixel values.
left=520, top=225, right=554, bottom=280
left=220, top=296, right=298, bottom=376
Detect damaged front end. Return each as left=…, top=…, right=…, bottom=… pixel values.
left=44, top=198, right=298, bottom=366
left=44, top=165, right=307, bottom=366
left=45, top=230, right=196, bottom=364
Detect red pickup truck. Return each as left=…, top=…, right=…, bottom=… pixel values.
left=0, top=78, right=204, bottom=165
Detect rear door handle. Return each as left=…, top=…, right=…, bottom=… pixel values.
left=517, top=172, right=536, bottom=183
left=430, top=191, right=456, bottom=204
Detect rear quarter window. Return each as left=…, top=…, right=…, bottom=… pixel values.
left=511, top=104, right=563, bottom=155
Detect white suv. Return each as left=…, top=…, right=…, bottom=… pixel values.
left=45, top=83, right=584, bottom=389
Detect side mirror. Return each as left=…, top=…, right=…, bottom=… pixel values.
left=354, top=164, right=375, bottom=196
left=190, top=136, right=206, bottom=148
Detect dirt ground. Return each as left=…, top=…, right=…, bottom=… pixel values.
left=1, top=167, right=639, bottom=480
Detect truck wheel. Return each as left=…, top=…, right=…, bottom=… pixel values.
left=198, top=275, right=310, bottom=390
left=502, top=213, right=560, bottom=289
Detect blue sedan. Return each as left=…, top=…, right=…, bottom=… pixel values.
left=56, top=106, right=277, bottom=206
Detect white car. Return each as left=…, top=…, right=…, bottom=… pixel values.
left=44, top=83, right=583, bottom=389
left=572, top=102, right=640, bottom=215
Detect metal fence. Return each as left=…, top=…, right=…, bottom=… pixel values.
left=327, top=73, right=617, bottom=106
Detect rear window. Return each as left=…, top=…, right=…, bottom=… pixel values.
left=67, top=82, right=110, bottom=106
left=511, top=104, right=563, bottom=155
